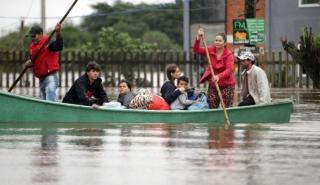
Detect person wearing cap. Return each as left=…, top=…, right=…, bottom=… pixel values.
left=193, top=29, right=236, bottom=108
left=62, top=61, right=109, bottom=108
left=24, top=23, right=63, bottom=101
left=238, top=51, right=271, bottom=106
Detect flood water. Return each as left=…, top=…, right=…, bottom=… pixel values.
left=0, top=88, right=319, bottom=185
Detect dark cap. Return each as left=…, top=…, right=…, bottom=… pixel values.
left=26, top=25, right=43, bottom=37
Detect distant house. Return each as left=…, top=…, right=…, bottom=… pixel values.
left=225, top=0, right=266, bottom=51
left=225, top=0, right=320, bottom=53
left=266, top=0, right=320, bottom=52
left=188, top=0, right=319, bottom=55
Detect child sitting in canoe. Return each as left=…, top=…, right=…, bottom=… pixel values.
left=170, top=76, right=200, bottom=110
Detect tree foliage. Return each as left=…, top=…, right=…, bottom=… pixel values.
left=97, top=27, right=157, bottom=51
left=0, top=27, right=30, bottom=50
left=81, top=1, right=183, bottom=46
left=0, top=1, right=184, bottom=51
left=281, top=27, right=320, bottom=88
left=0, top=24, right=92, bottom=51
left=61, top=24, right=91, bottom=50
left=142, top=31, right=181, bottom=50
left=113, top=21, right=149, bottom=38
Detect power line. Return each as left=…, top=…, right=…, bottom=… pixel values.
left=0, top=5, right=217, bottom=20
left=0, top=3, right=176, bottom=20
left=26, top=0, right=35, bottom=19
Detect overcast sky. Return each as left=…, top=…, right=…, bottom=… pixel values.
left=0, top=0, right=175, bottom=35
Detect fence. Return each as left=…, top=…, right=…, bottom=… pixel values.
left=0, top=50, right=313, bottom=90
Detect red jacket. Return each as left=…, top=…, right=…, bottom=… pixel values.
left=193, top=38, right=236, bottom=87
left=29, top=35, right=60, bottom=79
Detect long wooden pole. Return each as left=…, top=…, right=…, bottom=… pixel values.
left=8, top=0, right=78, bottom=92
left=200, top=35, right=231, bottom=127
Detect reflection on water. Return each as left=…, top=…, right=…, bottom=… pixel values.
left=208, top=127, right=234, bottom=149
left=0, top=88, right=319, bottom=185
left=1, top=123, right=320, bottom=185
left=67, top=129, right=105, bottom=151
left=32, top=128, right=59, bottom=184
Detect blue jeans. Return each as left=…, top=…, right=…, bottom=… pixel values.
left=39, top=72, right=59, bottom=101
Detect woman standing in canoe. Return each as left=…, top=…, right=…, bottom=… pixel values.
left=193, top=29, right=236, bottom=108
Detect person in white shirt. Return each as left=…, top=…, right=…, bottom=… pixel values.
left=238, top=51, right=271, bottom=106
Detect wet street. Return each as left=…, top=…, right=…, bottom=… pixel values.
left=0, top=88, right=319, bottom=185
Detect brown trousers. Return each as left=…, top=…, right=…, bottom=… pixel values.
left=207, top=85, right=235, bottom=109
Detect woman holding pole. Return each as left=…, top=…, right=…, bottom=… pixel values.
left=193, top=29, right=235, bottom=109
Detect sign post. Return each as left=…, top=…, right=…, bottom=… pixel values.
left=233, top=19, right=248, bottom=44
left=246, top=19, right=265, bottom=45
left=233, top=19, right=265, bottom=45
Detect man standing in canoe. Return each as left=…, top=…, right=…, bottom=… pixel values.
left=24, top=24, right=63, bottom=101
left=238, top=51, right=271, bottom=106
left=62, top=61, right=109, bottom=108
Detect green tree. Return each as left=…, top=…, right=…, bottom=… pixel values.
left=97, top=27, right=156, bottom=51
left=113, top=21, right=150, bottom=38
left=61, top=24, right=91, bottom=50
left=282, top=27, right=320, bottom=88
left=142, top=31, right=182, bottom=50
left=0, top=24, right=92, bottom=51
left=81, top=1, right=183, bottom=45
left=0, top=27, right=30, bottom=50
left=97, top=27, right=156, bottom=86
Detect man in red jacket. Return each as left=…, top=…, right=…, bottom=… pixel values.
left=24, top=23, right=63, bottom=101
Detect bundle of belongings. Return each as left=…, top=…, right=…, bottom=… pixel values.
left=129, top=89, right=170, bottom=110
left=185, top=88, right=209, bottom=110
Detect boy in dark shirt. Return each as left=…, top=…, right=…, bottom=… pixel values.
left=62, top=62, right=109, bottom=107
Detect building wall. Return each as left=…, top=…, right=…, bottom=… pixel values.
left=225, top=0, right=320, bottom=53
left=266, top=0, right=320, bottom=52
left=189, top=0, right=225, bottom=49
left=225, top=0, right=266, bottom=50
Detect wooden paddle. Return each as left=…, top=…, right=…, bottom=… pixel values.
left=199, top=31, right=231, bottom=128
left=8, top=0, right=78, bottom=92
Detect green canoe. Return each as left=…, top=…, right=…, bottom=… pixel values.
left=0, top=91, right=293, bottom=125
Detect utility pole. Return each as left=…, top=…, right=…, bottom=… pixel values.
left=41, top=0, right=46, bottom=32
left=20, top=18, right=25, bottom=50
left=20, top=18, right=24, bottom=31
left=183, top=0, right=190, bottom=77
left=245, top=0, right=256, bottom=18
left=20, top=17, right=30, bottom=87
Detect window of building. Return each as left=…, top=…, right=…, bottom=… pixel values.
left=299, top=0, right=320, bottom=7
